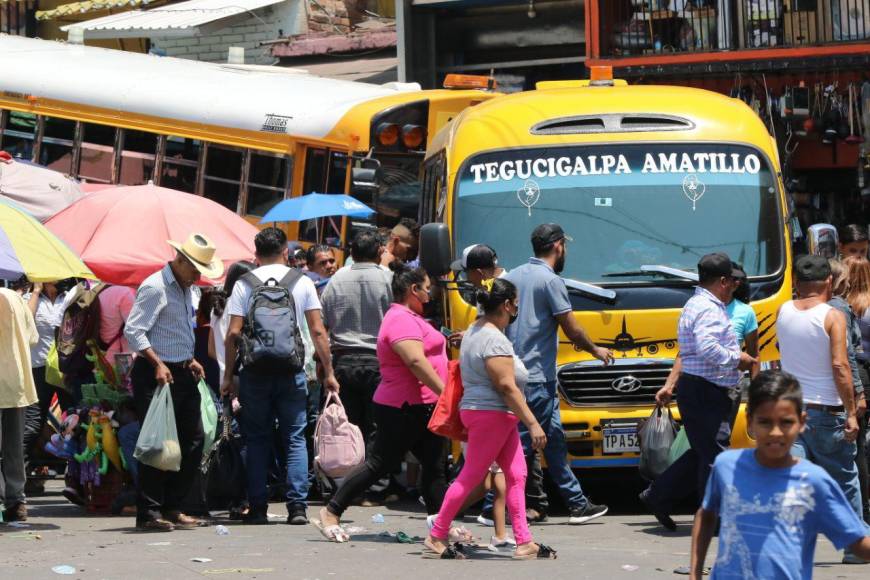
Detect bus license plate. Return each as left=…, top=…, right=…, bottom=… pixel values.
left=603, top=426, right=640, bottom=454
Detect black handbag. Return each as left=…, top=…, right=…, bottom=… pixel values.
left=202, top=399, right=246, bottom=509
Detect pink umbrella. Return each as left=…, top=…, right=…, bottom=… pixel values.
left=0, top=152, right=85, bottom=222
left=45, top=183, right=258, bottom=286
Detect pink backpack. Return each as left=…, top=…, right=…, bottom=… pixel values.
left=315, top=392, right=365, bottom=478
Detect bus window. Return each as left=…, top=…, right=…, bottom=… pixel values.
left=203, top=143, right=243, bottom=212
left=246, top=152, right=291, bottom=217
left=78, top=123, right=115, bottom=184
left=39, top=116, right=76, bottom=174
left=119, top=129, right=157, bottom=185
left=0, top=110, right=37, bottom=160
left=160, top=135, right=200, bottom=193
left=326, top=151, right=348, bottom=194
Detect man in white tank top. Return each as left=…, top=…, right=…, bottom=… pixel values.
left=777, top=255, right=869, bottom=561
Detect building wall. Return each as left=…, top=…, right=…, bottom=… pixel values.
left=150, top=0, right=307, bottom=64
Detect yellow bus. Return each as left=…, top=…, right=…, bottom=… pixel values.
left=0, top=36, right=496, bottom=248
left=418, top=69, right=794, bottom=470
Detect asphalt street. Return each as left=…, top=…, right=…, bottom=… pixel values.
left=1, top=478, right=866, bottom=580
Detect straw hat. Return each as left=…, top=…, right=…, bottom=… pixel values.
left=167, top=233, right=224, bottom=279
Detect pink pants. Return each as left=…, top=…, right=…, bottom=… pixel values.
left=432, top=409, right=532, bottom=545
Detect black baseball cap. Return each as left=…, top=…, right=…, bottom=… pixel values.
left=451, top=244, right=498, bottom=271
left=531, top=223, right=572, bottom=253
left=697, top=252, right=740, bottom=279
left=794, top=254, right=832, bottom=282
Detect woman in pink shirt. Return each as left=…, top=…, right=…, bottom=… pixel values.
left=317, top=262, right=450, bottom=542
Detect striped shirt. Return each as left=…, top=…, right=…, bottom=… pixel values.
left=124, top=264, right=195, bottom=363
left=678, top=286, right=741, bottom=388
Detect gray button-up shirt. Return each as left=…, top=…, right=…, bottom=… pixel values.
left=124, top=264, right=195, bottom=363
left=321, top=262, right=392, bottom=353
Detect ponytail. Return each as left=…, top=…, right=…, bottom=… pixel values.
left=475, top=278, right=517, bottom=315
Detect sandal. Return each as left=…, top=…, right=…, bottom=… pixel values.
left=426, top=514, right=475, bottom=543
left=423, top=544, right=466, bottom=559
left=312, top=508, right=349, bottom=543
left=513, top=543, right=557, bottom=560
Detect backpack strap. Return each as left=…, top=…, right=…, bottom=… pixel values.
left=241, top=271, right=261, bottom=289
left=278, top=268, right=304, bottom=293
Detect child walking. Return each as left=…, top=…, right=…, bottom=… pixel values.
left=690, top=371, right=870, bottom=579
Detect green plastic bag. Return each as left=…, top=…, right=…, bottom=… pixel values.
left=45, top=342, right=65, bottom=388
left=668, top=426, right=691, bottom=465
left=198, top=379, right=218, bottom=459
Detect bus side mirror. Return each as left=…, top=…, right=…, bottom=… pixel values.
left=807, top=223, right=838, bottom=259
left=351, top=158, right=381, bottom=195
left=419, top=223, right=452, bottom=278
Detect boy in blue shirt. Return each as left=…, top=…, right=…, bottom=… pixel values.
left=690, top=371, right=870, bottom=579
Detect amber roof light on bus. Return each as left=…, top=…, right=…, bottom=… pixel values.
left=589, top=66, right=614, bottom=86
left=402, top=124, right=426, bottom=149
left=377, top=123, right=399, bottom=146
left=443, top=74, right=497, bottom=91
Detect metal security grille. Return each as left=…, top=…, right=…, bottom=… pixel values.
left=557, top=359, right=674, bottom=406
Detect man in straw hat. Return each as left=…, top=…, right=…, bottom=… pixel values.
left=125, top=233, right=223, bottom=532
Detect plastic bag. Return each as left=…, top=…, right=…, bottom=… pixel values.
left=134, top=384, right=181, bottom=471
left=45, top=342, right=65, bottom=388
left=197, top=379, right=218, bottom=459
left=638, top=406, right=677, bottom=481
left=427, top=360, right=467, bottom=441
left=668, top=425, right=691, bottom=465
left=315, top=392, right=365, bottom=478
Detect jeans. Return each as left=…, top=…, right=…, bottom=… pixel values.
left=131, top=358, right=204, bottom=523
left=792, top=408, right=866, bottom=528
left=333, top=352, right=381, bottom=445
left=519, top=381, right=587, bottom=512
left=117, top=421, right=141, bottom=484
left=328, top=402, right=447, bottom=517
left=0, top=407, right=26, bottom=507
left=646, top=374, right=733, bottom=514
left=305, top=380, right=322, bottom=488
left=239, top=369, right=308, bottom=509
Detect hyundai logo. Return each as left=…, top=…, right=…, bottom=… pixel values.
left=611, top=375, right=643, bottom=393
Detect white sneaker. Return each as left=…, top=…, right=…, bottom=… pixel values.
left=487, top=535, right=517, bottom=553
left=476, top=513, right=495, bottom=527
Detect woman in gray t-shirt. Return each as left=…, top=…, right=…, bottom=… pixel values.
left=425, top=279, right=555, bottom=560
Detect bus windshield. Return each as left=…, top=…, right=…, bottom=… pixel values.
left=454, top=143, right=783, bottom=283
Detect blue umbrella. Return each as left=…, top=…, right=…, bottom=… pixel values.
left=259, top=193, right=374, bottom=224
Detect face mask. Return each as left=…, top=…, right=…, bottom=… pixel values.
left=507, top=302, right=519, bottom=325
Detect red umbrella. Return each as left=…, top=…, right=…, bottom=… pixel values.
left=45, top=183, right=258, bottom=286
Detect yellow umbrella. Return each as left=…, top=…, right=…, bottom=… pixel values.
left=0, top=199, right=95, bottom=282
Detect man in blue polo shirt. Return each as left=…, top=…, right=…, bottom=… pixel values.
left=505, top=223, right=614, bottom=524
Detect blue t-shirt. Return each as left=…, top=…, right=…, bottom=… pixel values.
left=703, top=449, right=866, bottom=580
left=725, top=299, right=758, bottom=344
left=504, top=257, right=572, bottom=383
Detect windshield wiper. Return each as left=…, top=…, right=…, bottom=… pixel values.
left=563, top=278, right=617, bottom=303
left=602, top=265, right=699, bottom=282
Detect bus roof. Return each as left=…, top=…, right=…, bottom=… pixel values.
left=428, top=84, right=776, bottom=165
left=0, top=35, right=410, bottom=141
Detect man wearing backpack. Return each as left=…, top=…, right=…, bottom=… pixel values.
left=222, top=227, right=339, bottom=526
left=125, top=233, right=219, bottom=532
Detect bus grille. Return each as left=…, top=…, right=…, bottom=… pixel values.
left=556, top=359, right=674, bottom=406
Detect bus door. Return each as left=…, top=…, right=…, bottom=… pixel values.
left=298, top=145, right=350, bottom=248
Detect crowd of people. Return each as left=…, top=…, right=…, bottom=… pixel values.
left=2, top=218, right=870, bottom=572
